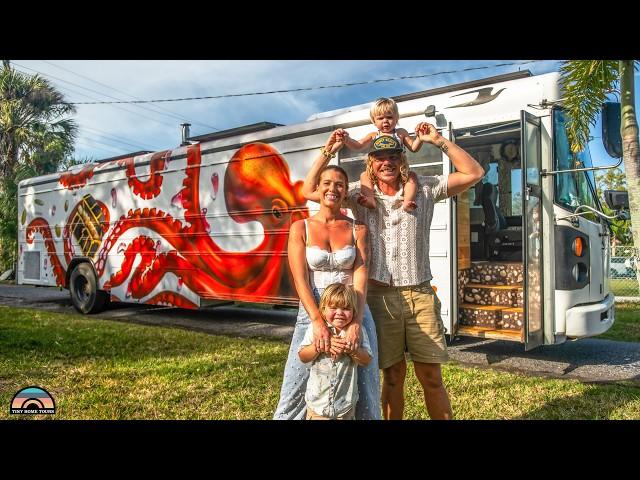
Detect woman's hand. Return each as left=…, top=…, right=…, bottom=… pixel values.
left=329, top=335, right=349, bottom=359
left=343, top=322, right=361, bottom=353
left=312, top=320, right=332, bottom=354
left=325, top=129, right=348, bottom=155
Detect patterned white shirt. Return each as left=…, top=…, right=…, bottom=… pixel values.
left=299, top=325, right=372, bottom=418
left=345, top=175, right=448, bottom=287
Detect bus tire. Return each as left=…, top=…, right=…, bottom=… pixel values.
left=70, top=263, right=108, bottom=314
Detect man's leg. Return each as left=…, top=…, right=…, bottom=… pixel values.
left=381, top=358, right=407, bottom=420
left=413, top=361, right=453, bottom=420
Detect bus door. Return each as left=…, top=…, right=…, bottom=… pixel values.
left=521, top=111, right=544, bottom=350
left=418, top=126, right=454, bottom=337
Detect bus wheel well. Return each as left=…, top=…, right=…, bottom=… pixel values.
left=65, top=258, right=97, bottom=289
left=68, top=261, right=109, bottom=314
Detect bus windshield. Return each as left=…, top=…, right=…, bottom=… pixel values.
left=553, top=109, right=598, bottom=212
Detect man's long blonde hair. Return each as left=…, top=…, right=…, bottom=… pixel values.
left=365, top=152, right=410, bottom=188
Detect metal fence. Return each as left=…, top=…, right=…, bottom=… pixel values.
left=610, top=246, right=640, bottom=301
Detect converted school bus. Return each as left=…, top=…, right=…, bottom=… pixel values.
left=17, top=70, right=625, bottom=350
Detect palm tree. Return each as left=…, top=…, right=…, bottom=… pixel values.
left=0, top=62, right=78, bottom=271
left=1, top=63, right=77, bottom=180
left=560, top=60, right=640, bottom=286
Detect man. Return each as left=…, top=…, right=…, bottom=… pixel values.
left=343, top=123, right=483, bottom=419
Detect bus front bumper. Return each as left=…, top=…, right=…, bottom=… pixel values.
left=565, top=294, right=615, bottom=339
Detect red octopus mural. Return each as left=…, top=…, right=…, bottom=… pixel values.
left=25, top=143, right=309, bottom=308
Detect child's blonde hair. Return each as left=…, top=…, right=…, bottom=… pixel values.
left=369, top=97, right=399, bottom=122
left=319, top=283, right=358, bottom=318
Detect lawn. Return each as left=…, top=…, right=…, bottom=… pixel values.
left=1, top=306, right=639, bottom=420
left=600, top=302, right=640, bottom=343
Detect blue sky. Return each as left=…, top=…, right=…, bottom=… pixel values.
left=10, top=59, right=638, bottom=169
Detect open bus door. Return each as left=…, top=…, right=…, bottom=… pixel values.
left=417, top=124, right=455, bottom=338
left=521, top=111, right=544, bottom=350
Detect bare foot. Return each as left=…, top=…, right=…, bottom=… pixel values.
left=357, top=194, right=377, bottom=209
left=403, top=200, right=417, bottom=212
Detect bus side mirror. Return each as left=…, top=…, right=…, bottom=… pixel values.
left=604, top=190, right=629, bottom=210
left=602, top=102, right=623, bottom=158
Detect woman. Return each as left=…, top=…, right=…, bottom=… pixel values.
left=273, top=133, right=380, bottom=420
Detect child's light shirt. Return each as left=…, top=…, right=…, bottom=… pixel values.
left=299, top=323, right=372, bottom=418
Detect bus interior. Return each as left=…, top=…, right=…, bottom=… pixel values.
left=454, top=122, right=525, bottom=341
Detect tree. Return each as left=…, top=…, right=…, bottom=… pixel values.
left=560, top=60, right=640, bottom=282
left=0, top=63, right=78, bottom=272
left=1, top=64, right=77, bottom=180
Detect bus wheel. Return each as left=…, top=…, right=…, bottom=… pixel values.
left=70, top=263, right=108, bottom=314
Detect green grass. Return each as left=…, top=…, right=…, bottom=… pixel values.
left=1, top=305, right=639, bottom=420
left=600, top=303, right=640, bottom=343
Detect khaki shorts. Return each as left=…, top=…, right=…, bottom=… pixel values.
left=306, top=407, right=355, bottom=420
left=367, top=281, right=449, bottom=369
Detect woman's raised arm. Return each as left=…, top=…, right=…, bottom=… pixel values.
left=301, top=129, right=347, bottom=202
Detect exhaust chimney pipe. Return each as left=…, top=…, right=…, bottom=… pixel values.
left=180, top=123, right=191, bottom=146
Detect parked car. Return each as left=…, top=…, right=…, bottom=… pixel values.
left=610, top=256, right=630, bottom=278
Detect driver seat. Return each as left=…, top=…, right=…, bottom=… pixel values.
left=481, top=183, right=522, bottom=261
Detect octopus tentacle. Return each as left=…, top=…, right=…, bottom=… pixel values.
left=26, top=218, right=67, bottom=287
left=58, top=164, right=96, bottom=190
left=118, top=150, right=169, bottom=199
left=103, top=236, right=157, bottom=290
left=95, top=207, right=186, bottom=277
left=145, top=291, right=199, bottom=309
left=128, top=251, right=192, bottom=299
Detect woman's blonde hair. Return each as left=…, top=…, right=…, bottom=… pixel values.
left=370, top=97, right=399, bottom=122
left=365, top=152, right=410, bottom=188
left=319, top=283, right=358, bottom=318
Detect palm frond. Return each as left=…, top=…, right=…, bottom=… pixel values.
left=559, top=60, right=619, bottom=153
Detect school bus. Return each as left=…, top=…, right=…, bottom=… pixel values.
left=17, top=70, right=628, bottom=350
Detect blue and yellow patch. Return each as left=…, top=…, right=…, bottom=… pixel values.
left=371, top=135, right=403, bottom=153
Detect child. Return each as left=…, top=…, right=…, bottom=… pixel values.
left=298, top=283, right=372, bottom=420
left=342, top=97, right=424, bottom=211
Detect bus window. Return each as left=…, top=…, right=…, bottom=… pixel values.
left=511, top=168, right=522, bottom=216
left=406, top=141, right=443, bottom=176
left=553, top=110, right=598, bottom=215
left=338, top=153, right=367, bottom=185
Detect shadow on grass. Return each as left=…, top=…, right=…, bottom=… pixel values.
left=0, top=306, right=289, bottom=367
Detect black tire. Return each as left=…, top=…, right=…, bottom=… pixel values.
left=69, top=263, right=108, bottom=314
